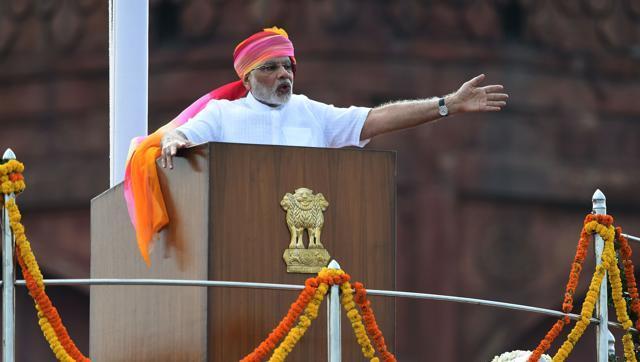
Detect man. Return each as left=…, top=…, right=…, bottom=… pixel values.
left=126, top=26, right=507, bottom=265
left=159, top=27, right=508, bottom=169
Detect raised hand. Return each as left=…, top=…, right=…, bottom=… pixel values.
left=450, top=74, right=509, bottom=113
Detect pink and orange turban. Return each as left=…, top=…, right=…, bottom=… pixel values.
left=124, top=27, right=295, bottom=266
left=233, top=26, right=296, bottom=80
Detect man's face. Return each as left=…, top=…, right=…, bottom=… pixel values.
left=245, top=56, right=294, bottom=106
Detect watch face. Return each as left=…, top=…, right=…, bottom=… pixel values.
left=439, top=105, right=448, bottom=116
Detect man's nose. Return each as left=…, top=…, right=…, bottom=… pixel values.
left=276, top=66, right=293, bottom=79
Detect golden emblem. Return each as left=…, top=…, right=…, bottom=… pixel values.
left=280, top=188, right=331, bottom=273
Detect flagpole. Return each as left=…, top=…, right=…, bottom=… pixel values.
left=109, top=0, right=149, bottom=186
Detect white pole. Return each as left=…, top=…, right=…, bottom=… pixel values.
left=109, top=0, right=149, bottom=187
left=327, top=260, right=341, bottom=362
left=592, top=189, right=609, bottom=362
left=608, top=330, right=615, bottom=357
left=2, top=148, right=16, bottom=362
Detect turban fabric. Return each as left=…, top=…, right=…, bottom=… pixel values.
left=124, top=27, right=295, bottom=266
left=233, top=27, right=296, bottom=79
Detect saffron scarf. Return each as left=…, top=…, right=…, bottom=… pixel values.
left=124, top=27, right=295, bottom=266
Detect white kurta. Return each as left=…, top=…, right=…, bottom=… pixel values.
left=176, top=92, right=371, bottom=148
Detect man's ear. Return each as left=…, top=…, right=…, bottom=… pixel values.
left=242, top=73, right=251, bottom=90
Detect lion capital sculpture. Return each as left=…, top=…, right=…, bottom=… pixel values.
left=280, top=187, right=329, bottom=249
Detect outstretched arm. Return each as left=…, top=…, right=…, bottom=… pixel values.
left=360, top=74, right=508, bottom=140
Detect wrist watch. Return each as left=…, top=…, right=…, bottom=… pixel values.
left=438, top=97, right=449, bottom=117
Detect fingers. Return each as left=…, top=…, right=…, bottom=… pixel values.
left=161, top=145, right=173, bottom=169
left=487, top=93, right=509, bottom=101
left=487, top=101, right=507, bottom=107
left=482, top=85, right=504, bottom=93
left=466, top=74, right=486, bottom=86
left=486, top=91, right=508, bottom=111
left=165, top=154, right=173, bottom=169
left=161, top=140, right=188, bottom=169
left=169, top=145, right=178, bottom=169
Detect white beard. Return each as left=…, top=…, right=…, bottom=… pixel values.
left=249, top=77, right=293, bottom=106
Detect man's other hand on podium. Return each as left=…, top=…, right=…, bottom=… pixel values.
left=161, top=130, right=192, bottom=169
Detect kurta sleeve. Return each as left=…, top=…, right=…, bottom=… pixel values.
left=306, top=98, right=371, bottom=148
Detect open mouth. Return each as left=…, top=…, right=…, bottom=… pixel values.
left=276, top=83, right=291, bottom=94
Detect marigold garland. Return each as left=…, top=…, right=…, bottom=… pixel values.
left=241, top=278, right=320, bottom=362
left=0, top=159, right=26, bottom=196
left=528, top=215, right=611, bottom=362
left=340, top=280, right=377, bottom=361
left=15, top=252, right=75, bottom=362
left=242, top=267, right=394, bottom=361
left=552, top=220, right=636, bottom=362
left=530, top=215, right=636, bottom=362
left=269, top=282, right=329, bottom=361
left=553, top=259, right=606, bottom=361
left=353, top=282, right=397, bottom=362
left=616, top=229, right=640, bottom=330
left=1, top=162, right=90, bottom=362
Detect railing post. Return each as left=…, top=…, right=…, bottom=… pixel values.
left=593, top=189, right=609, bottom=362
left=608, top=330, right=615, bottom=358
left=2, top=148, right=16, bottom=362
left=327, top=260, right=341, bottom=362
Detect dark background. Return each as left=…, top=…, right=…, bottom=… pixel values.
left=1, top=0, right=639, bottom=360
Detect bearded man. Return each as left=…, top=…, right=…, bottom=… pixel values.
left=126, top=27, right=508, bottom=265
left=160, top=26, right=508, bottom=168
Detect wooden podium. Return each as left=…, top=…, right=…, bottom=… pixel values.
left=90, top=143, right=396, bottom=361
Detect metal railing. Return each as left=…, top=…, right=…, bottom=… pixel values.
left=2, top=148, right=639, bottom=361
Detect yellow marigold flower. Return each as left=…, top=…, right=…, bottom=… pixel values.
left=318, top=284, right=329, bottom=293
left=2, top=182, right=12, bottom=193
left=299, top=316, right=311, bottom=328
left=343, top=301, right=356, bottom=311
left=12, top=223, right=24, bottom=234
left=15, top=234, right=26, bottom=244
left=557, top=347, right=569, bottom=357
left=622, top=334, right=636, bottom=361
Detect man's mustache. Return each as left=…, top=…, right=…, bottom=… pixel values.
left=276, top=79, right=292, bottom=88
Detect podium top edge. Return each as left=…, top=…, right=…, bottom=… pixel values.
left=92, top=142, right=397, bottom=202
left=199, top=141, right=397, bottom=155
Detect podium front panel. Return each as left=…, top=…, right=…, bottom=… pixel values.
left=207, top=143, right=395, bottom=361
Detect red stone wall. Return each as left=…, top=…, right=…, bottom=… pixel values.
left=1, top=0, right=639, bottom=360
